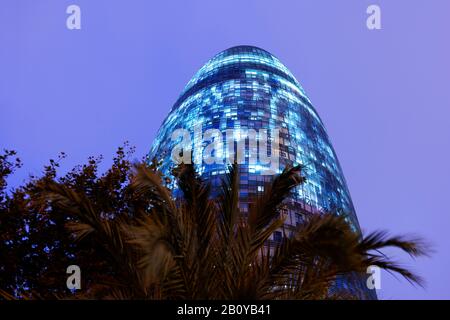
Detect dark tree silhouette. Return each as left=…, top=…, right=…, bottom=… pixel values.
left=0, top=145, right=428, bottom=299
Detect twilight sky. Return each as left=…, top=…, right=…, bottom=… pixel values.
left=1, top=0, right=450, bottom=299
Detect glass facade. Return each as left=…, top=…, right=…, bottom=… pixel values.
left=148, top=46, right=375, bottom=299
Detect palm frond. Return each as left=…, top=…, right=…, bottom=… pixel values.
left=218, top=163, right=240, bottom=233
left=248, top=165, right=304, bottom=233
left=0, top=289, right=16, bottom=300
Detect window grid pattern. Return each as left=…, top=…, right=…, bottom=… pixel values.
left=149, top=46, right=375, bottom=300
left=150, top=46, right=360, bottom=234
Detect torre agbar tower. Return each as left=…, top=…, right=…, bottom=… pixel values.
left=149, top=46, right=376, bottom=299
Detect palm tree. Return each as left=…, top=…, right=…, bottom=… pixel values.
left=39, top=162, right=427, bottom=300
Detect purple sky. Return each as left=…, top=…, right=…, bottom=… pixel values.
left=1, top=0, right=449, bottom=299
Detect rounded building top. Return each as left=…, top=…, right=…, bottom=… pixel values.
left=180, top=45, right=308, bottom=101
left=215, top=45, right=276, bottom=58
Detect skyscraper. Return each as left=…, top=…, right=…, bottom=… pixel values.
left=149, top=46, right=375, bottom=299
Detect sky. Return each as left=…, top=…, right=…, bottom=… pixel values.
left=1, top=0, right=450, bottom=299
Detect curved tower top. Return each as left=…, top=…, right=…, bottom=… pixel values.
left=181, top=46, right=310, bottom=103
left=171, top=46, right=320, bottom=124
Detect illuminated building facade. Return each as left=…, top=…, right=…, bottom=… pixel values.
left=149, top=46, right=375, bottom=299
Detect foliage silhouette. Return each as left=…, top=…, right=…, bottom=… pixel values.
left=0, top=145, right=428, bottom=299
